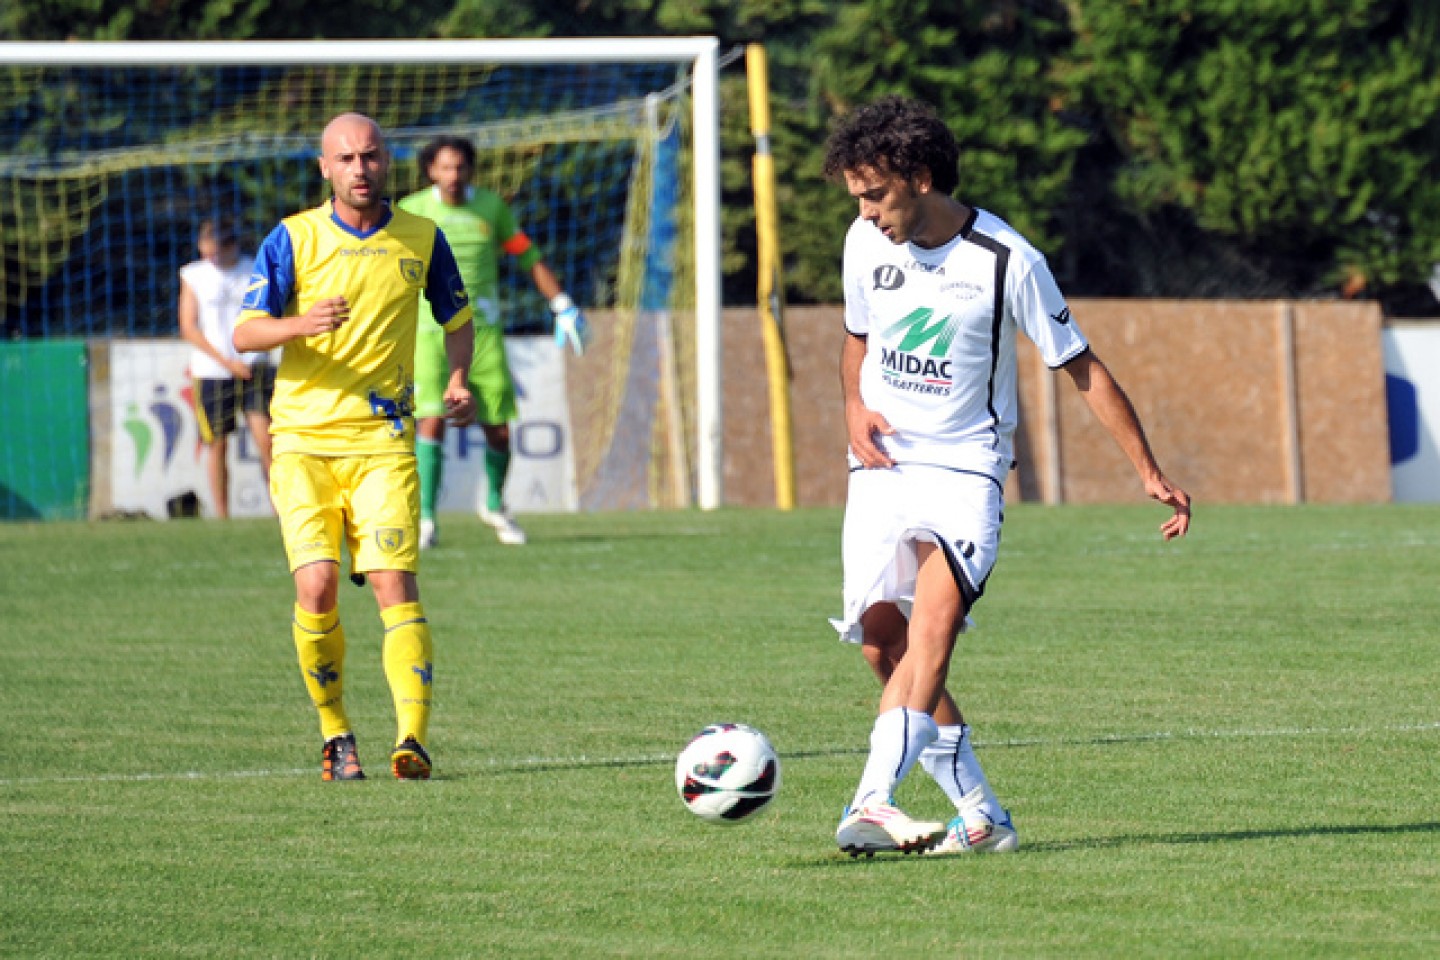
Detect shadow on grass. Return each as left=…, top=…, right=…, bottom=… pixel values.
left=796, top=821, right=1440, bottom=867
left=1023, top=820, right=1440, bottom=853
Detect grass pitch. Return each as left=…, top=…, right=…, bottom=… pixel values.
left=2, top=504, right=1438, bottom=957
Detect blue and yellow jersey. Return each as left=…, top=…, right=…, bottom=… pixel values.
left=237, top=201, right=472, bottom=456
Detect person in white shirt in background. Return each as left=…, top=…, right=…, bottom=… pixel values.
left=178, top=218, right=275, bottom=518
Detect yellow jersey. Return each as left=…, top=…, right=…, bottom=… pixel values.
left=237, top=201, right=472, bottom=456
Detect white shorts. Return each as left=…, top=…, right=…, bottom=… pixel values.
left=830, top=464, right=1004, bottom=644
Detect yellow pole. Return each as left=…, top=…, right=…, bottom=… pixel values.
left=745, top=43, right=797, bottom=510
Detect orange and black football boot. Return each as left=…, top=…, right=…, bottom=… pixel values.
left=321, top=733, right=366, bottom=781
left=390, top=737, right=432, bottom=780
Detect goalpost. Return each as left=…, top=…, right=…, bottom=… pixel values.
left=0, top=38, right=723, bottom=519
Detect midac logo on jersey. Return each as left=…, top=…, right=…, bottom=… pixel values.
left=879, top=307, right=958, bottom=389
left=884, top=307, right=961, bottom=356
left=399, top=258, right=424, bottom=285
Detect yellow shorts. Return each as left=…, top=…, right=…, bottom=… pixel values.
left=270, top=452, right=420, bottom=574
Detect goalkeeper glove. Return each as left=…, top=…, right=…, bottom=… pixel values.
left=550, top=293, right=590, bottom=356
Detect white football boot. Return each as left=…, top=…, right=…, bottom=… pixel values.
left=478, top=505, right=527, bottom=545
left=836, top=801, right=947, bottom=857
left=925, top=786, right=1019, bottom=856
left=419, top=517, right=438, bottom=550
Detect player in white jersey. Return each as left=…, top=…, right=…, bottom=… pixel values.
left=823, top=96, right=1191, bottom=857
left=177, top=219, right=275, bottom=518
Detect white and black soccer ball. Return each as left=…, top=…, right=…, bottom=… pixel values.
left=675, top=723, right=781, bottom=824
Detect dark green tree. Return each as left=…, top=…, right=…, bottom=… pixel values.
left=0, top=0, right=449, bottom=41
left=1063, top=0, right=1440, bottom=302
left=781, top=0, right=1086, bottom=302
left=439, top=0, right=833, bottom=305
left=8, top=0, right=1440, bottom=308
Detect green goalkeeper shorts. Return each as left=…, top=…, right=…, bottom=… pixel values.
left=414, top=321, right=517, bottom=426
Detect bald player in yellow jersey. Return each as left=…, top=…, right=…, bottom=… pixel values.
left=234, top=113, right=476, bottom=782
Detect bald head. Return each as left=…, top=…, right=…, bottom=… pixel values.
left=318, top=112, right=390, bottom=226
left=321, top=112, right=382, bottom=154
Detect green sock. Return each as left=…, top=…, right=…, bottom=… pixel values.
left=483, top=447, right=509, bottom=512
left=417, top=437, right=443, bottom=520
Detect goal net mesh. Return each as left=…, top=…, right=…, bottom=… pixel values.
left=0, top=58, right=697, bottom=517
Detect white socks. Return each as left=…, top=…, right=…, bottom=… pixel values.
left=919, top=723, right=1004, bottom=820
left=852, top=707, right=939, bottom=810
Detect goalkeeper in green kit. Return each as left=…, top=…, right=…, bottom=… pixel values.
left=400, top=136, right=589, bottom=548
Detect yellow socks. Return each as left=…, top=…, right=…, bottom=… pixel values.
left=381, top=602, right=433, bottom=748
left=293, top=601, right=434, bottom=752
left=292, top=605, right=351, bottom=742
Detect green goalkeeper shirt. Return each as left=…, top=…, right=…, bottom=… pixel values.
left=397, top=185, right=543, bottom=329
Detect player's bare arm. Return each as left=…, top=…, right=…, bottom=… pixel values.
left=529, top=260, right=563, bottom=300
left=442, top=321, right=476, bottom=428
left=232, top=297, right=349, bottom=353
left=1064, top=348, right=1192, bottom=539
left=840, top=331, right=895, bottom=469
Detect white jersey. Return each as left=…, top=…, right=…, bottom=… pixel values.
left=179, top=254, right=272, bottom=379
left=842, top=208, right=1088, bottom=483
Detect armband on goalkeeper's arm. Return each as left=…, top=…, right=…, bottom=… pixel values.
left=550, top=293, right=591, bottom=356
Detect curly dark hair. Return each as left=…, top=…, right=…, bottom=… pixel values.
left=417, top=135, right=478, bottom=184
left=822, top=96, right=959, bottom=195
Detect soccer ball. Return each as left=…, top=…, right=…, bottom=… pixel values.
left=675, top=723, right=781, bottom=824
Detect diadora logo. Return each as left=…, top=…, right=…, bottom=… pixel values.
left=873, top=265, right=905, bottom=290
left=309, top=661, right=339, bottom=688
left=339, top=247, right=388, bottom=256
left=884, top=307, right=961, bottom=356
left=1050, top=306, right=1072, bottom=325
left=412, top=661, right=433, bottom=686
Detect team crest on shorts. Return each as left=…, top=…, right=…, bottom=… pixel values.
left=375, top=528, right=405, bottom=553
left=398, top=258, right=424, bottom=285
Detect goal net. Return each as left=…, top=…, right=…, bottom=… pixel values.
left=0, top=39, right=722, bottom=520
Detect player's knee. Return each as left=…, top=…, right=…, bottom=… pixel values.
left=369, top=569, right=420, bottom=607
left=860, top=635, right=903, bottom=680
left=293, top=560, right=340, bottom=611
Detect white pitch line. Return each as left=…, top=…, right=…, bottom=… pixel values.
left=1, top=721, right=1436, bottom=787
